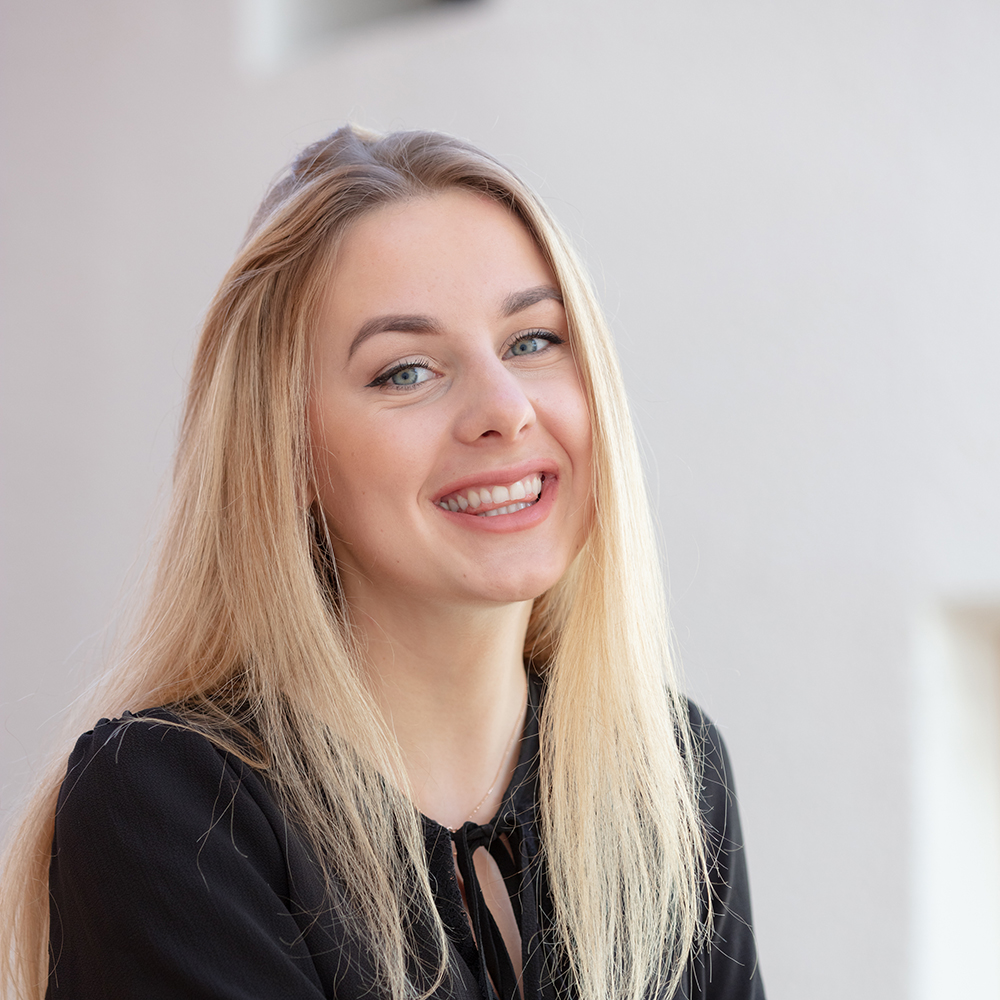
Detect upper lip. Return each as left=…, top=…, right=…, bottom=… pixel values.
left=432, top=460, right=559, bottom=502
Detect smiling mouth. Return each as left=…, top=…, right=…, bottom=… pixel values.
left=436, top=474, right=545, bottom=517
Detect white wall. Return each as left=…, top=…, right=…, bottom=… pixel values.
left=3, top=2, right=1000, bottom=997
left=912, top=608, right=1000, bottom=999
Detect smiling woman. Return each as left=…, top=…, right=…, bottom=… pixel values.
left=311, top=190, right=591, bottom=615
left=0, top=126, right=764, bottom=1000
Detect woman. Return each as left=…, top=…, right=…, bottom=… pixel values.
left=1, top=126, right=763, bottom=1000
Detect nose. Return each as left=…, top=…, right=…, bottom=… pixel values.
left=453, top=357, right=537, bottom=444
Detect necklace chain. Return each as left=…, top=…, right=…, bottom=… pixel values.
left=451, top=691, right=527, bottom=831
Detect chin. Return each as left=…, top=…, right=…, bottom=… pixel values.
left=464, top=561, right=570, bottom=606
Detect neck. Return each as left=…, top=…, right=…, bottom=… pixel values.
left=349, top=586, right=532, bottom=829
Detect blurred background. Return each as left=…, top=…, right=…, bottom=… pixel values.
left=3, top=1, right=1000, bottom=996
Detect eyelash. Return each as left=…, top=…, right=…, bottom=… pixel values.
left=365, top=330, right=566, bottom=390
left=365, top=357, right=436, bottom=389
left=505, top=330, right=565, bottom=355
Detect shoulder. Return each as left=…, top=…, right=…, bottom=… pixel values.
left=62, top=708, right=228, bottom=780
left=681, top=702, right=767, bottom=998
left=53, top=709, right=289, bottom=893
left=59, top=709, right=251, bottom=815
left=48, top=714, right=343, bottom=997
left=684, top=699, right=728, bottom=770
left=683, top=699, right=740, bottom=841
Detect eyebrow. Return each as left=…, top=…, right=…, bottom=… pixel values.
left=347, top=284, right=564, bottom=359
left=348, top=314, right=442, bottom=358
left=500, top=284, right=563, bottom=317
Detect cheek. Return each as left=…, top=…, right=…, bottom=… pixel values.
left=308, top=406, right=339, bottom=499
left=550, top=382, right=595, bottom=540
left=308, top=404, right=433, bottom=526
left=550, top=381, right=594, bottom=477
left=308, top=405, right=365, bottom=526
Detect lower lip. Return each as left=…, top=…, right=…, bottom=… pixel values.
left=434, top=477, right=558, bottom=533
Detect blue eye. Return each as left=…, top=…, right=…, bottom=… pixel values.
left=510, top=337, right=543, bottom=356
left=390, top=366, right=432, bottom=386
left=366, top=360, right=436, bottom=390
left=505, top=331, right=564, bottom=359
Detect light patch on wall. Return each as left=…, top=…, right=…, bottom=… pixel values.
left=237, top=0, right=467, bottom=74
left=912, top=605, right=1000, bottom=998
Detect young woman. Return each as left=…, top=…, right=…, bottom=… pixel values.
left=1, top=126, right=764, bottom=1000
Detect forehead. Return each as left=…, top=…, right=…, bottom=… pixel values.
left=322, top=189, right=557, bottom=321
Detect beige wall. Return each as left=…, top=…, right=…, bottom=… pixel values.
left=3, top=1, right=1000, bottom=997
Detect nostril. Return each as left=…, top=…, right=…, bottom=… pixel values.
left=455, top=371, right=537, bottom=443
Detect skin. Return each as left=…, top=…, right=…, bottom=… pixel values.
left=309, top=189, right=593, bottom=983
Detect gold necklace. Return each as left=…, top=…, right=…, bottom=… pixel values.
left=450, top=693, right=527, bottom=831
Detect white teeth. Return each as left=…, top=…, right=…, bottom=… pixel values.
left=438, top=474, right=546, bottom=514
left=480, top=502, right=530, bottom=517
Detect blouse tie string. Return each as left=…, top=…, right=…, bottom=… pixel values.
left=452, top=808, right=538, bottom=1000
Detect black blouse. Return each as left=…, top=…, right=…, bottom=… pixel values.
left=47, top=683, right=764, bottom=999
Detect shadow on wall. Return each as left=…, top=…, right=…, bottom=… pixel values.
left=238, top=0, right=479, bottom=74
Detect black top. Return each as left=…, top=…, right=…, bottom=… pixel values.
left=47, top=683, right=764, bottom=999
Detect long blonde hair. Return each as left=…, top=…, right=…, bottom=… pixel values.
left=0, top=126, right=707, bottom=1000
